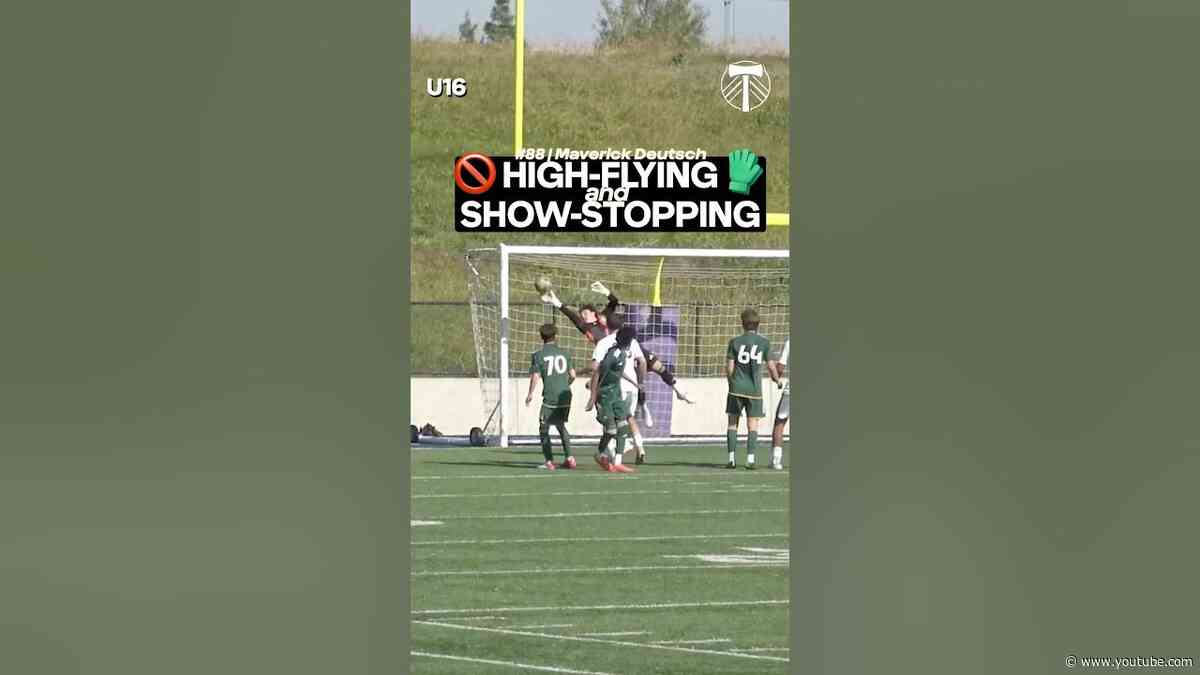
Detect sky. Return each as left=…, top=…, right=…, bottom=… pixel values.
left=411, top=0, right=790, bottom=49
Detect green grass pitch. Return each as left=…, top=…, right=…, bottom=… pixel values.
left=411, top=443, right=790, bottom=674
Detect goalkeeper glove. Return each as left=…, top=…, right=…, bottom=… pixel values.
left=541, top=290, right=562, bottom=308
left=727, top=149, right=763, bottom=195
left=590, top=281, right=610, bottom=296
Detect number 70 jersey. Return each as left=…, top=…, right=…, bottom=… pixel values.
left=727, top=331, right=772, bottom=399
left=531, top=343, right=572, bottom=407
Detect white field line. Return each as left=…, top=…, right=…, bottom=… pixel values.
left=414, top=620, right=789, bottom=663
left=413, top=488, right=786, bottom=499
left=413, top=472, right=787, bottom=481
left=511, top=623, right=576, bottom=629
left=410, top=520, right=442, bottom=526
left=412, top=532, right=788, bottom=547
left=731, top=647, right=791, bottom=653
left=412, top=599, right=789, bottom=616
left=413, top=508, right=786, bottom=521
left=455, top=615, right=507, bottom=622
left=653, top=638, right=732, bottom=645
left=579, top=631, right=650, bottom=637
left=412, top=563, right=788, bottom=577
left=411, top=650, right=615, bottom=675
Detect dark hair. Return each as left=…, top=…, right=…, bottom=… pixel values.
left=740, top=307, right=760, bottom=331
left=616, top=326, right=636, bottom=349
left=580, top=303, right=598, bottom=315
left=606, top=313, right=624, bottom=331
left=539, top=323, right=557, bottom=342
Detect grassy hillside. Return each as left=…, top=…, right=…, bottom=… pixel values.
left=410, top=39, right=790, bottom=373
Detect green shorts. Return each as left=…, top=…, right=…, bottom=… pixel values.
left=726, top=394, right=764, bottom=419
left=540, top=403, right=570, bottom=427
left=595, top=391, right=630, bottom=427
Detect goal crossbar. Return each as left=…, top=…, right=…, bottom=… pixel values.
left=498, top=244, right=788, bottom=259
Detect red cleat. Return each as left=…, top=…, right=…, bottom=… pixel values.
left=563, top=456, right=577, bottom=469
left=595, top=453, right=610, bottom=469
left=610, top=463, right=634, bottom=473
left=541, top=460, right=556, bottom=471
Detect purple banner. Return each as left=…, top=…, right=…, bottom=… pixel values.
left=627, top=304, right=679, bottom=438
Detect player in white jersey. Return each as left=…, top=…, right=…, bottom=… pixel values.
left=770, top=338, right=790, bottom=470
left=590, top=314, right=648, bottom=466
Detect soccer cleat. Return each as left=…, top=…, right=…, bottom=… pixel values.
left=725, top=462, right=736, bottom=469
left=635, top=452, right=645, bottom=465
left=610, top=463, right=634, bottom=473
left=771, top=462, right=783, bottom=470
left=540, top=460, right=556, bottom=470
left=746, top=463, right=756, bottom=470
left=595, top=453, right=610, bottom=469
left=564, top=456, right=577, bottom=469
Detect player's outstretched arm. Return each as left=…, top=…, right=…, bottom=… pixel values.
left=556, top=303, right=590, bottom=334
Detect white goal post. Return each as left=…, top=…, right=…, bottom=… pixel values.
left=465, top=244, right=790, bottom=447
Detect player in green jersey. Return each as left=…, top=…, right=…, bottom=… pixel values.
left=725, top=308, right=781, bottom=469
left=525, top=323, right=577, bottom=470
left=586, top=325, right=636, bottom=474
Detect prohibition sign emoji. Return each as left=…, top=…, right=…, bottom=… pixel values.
left=454, top=153, right=496, bottom=195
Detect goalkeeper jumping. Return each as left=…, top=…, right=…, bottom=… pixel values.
left=540, top=280, right=694, bottom=414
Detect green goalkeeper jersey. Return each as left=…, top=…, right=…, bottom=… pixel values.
left=727, top=331, right=772, bottom=398
left=531, top=344, right=572, bottom=407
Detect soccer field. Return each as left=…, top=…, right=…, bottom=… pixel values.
left=411, top=444, right=791, bottom=674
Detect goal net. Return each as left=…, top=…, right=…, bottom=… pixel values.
left=465, top=245, right=790, bottom=447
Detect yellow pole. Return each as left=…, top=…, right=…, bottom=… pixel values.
left=766, top=212, right=789, bottom=227
left=514, top=0, right=525, bottom=154
left=652, top=257, right=665, bottom=307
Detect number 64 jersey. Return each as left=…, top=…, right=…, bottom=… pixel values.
left=726, top=330, right=772, bottom=401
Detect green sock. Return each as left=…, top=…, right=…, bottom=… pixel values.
left=539, top=425, right=553, bottom=462
left=726, top=429, right=737, bottom=459
left=556, top=423, right=571, bottom=460
left=747, top=431, right=758, bottom=457
left=616, top=429, right=627, bottom=456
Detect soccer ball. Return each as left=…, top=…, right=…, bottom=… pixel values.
left=534, top=276, right=553, bottom=293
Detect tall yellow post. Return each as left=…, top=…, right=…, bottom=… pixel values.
left=514, top=0, right=525, bottom=154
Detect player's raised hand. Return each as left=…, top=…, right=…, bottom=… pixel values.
left=590, top=281, right=610, bottom=296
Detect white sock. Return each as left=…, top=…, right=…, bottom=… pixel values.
left=773, top=446, right=783, bottom=465
left=613, top=453, right=623, bottom=466
left=747, top=453, right=756, bottom=465
left=728, top=451, right=736, bottom=464
left=633, top=432, right=644, bottom=453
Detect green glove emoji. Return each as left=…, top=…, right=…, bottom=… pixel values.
left=727, top=149, right=763, bottom=195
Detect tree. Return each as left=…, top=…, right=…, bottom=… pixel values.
left=483, top=0, right=516, bottom=44
left=458, top=11, right=478, bottom=44
left=596, top=0, right=708, bottom=49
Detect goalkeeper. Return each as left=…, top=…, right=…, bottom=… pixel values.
left=541, top=281, right=693, bottom=412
